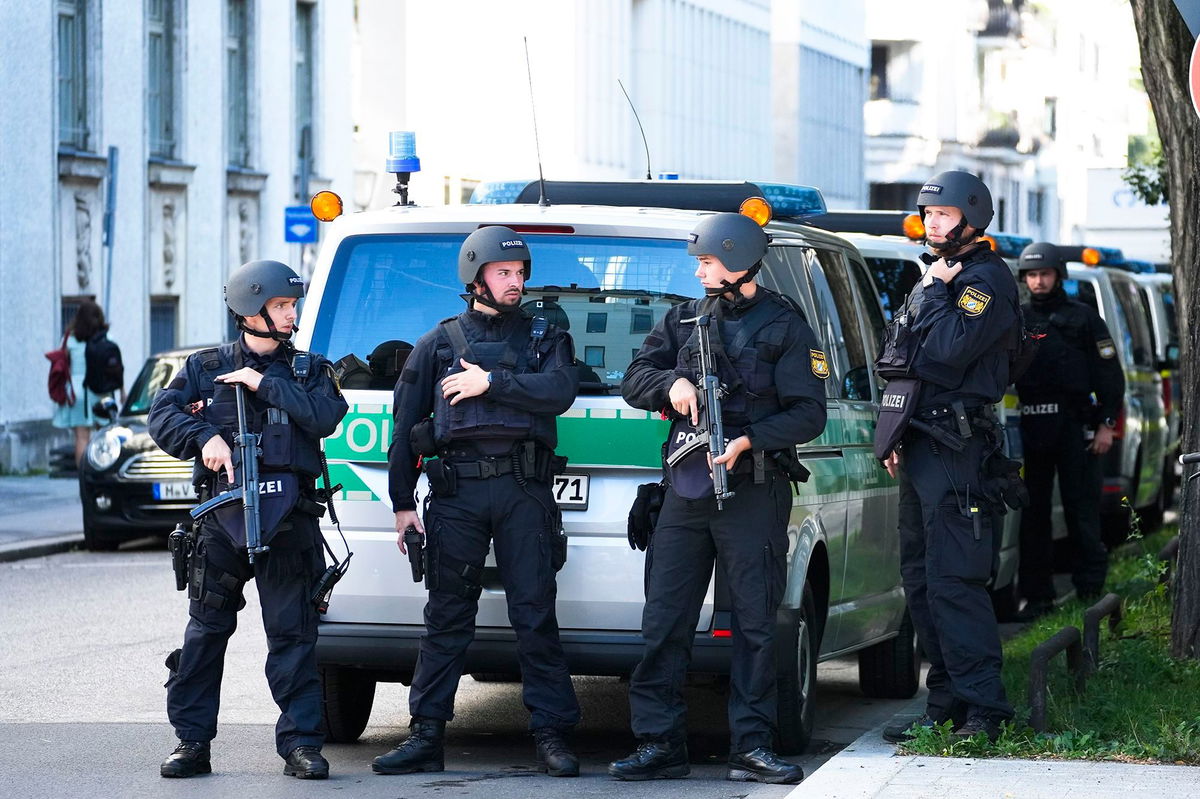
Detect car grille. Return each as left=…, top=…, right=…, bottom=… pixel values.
left=120, top=451, right=194, bottom=481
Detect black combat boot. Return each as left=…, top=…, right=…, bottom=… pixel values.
left=160, top=740, right=211, bottom=778
left=372, top=717, right=446, bottom=775
left=726, top=747, right=804, bottom=784
left=952, top=713, right=1002, bottom=743
left=533, top=728, right=579, bottom=777
left=608, top=740, right=690, bottom=780
left=882, top=711, right=951, bottom=743
left=284, top=745, right=329, bottom=779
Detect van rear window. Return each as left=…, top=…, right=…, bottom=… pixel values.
left=308, top=234, right=697, bottom=393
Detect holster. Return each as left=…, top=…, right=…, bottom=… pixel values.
left=424, top=458, right=457, bottom=497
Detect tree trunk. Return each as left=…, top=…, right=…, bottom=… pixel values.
left=1129, top=0, right=1200, bottom=659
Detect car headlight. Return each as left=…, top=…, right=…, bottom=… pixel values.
left=86, top=428, right=128, bottom=471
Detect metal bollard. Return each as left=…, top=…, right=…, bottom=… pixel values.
left=1027, top=625, right=1086, bottom=733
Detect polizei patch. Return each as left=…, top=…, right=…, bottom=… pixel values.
left=880, top=391, right=907, bottom=409
left=810, top=349, right=830, bottom=379
left=499, top=239, right=526, bottom=249
left=920, top=183, right=943, bottom=194
left=1097, top=338, right=1117, bottom=359
left=956, top=286, right=991, bottom=317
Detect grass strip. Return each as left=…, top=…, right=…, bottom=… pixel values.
left=902, top=523, right=1200, bottom=763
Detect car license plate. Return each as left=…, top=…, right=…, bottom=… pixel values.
left=553, top=474, right=589, bottom=510
left=154, top=481, right=194, bottom=501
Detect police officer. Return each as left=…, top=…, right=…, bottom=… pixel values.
left=149, top=260, right=349, bottom=779
left=1015, top=242, right=1124, bottom=618
left=610, top=212, right=827, bottom=785
left=374, top=225, right=581, bottom=777
left=875, top=171, right=1019, bottom=744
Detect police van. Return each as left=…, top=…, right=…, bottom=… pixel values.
left=298, top=168, right=914, bottom=753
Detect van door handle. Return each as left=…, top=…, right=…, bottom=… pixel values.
left=797, top=447, right=842, bottom=459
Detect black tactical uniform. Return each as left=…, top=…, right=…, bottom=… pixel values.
left=613, top=212, right=826, bottom=785
left=375, top=226, right=581, bottom=778
left=876, top=173, right=1019, bottom=741
left=1016, top=243, right=1124, bottom=607
left=149, top=261, right=347, bottom=779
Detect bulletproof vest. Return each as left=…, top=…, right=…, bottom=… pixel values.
left=875, top=283, right=929, bottom=379
left=192, top=343, right=324, bottom=482
left=431, top=313, right=552, bottom=447
left=673, top=294, right=791, bottom=430
left=1017, top=301, right=1091, bottom=400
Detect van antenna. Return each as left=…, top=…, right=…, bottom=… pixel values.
left=618, top=79, right=652, bottom=180
left=524, top=37, right=550, bottom=207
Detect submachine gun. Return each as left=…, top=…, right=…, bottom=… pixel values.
left=188, top=382, right=268, bottom=564
left=676, top=313, right=735, bottom=510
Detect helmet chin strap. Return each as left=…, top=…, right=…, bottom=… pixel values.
left=704, top=263, right=762, bottom=298
left=466, top=282, right=523, bottom=315
left=233, top=310, right=295, bottom=342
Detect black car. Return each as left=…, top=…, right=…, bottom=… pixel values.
left=78, top=345, right=212, bottom=551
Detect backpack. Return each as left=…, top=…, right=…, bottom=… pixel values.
left=45, top=334, right=75, bottom=406
left=84, top=333, right=124, bottom=395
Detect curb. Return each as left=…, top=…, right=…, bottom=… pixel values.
left=0, top=534, right=82, bottom=563
left=787, top=695, right=926, bottom=798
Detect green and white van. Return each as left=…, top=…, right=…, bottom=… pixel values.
left=299, top=180, right=914, bottom=753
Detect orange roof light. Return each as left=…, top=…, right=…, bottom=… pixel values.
left=980, top=235, right=997, bottom=251
left=902, top=213, right=925, bottom=240
left=1082, top=247, right=1101, bottom=266
left=310, top=190, right=344, bottom=222
left=739, top=196, right=773, bottom=226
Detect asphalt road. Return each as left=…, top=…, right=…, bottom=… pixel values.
left=0, top=539, right=918, bottom=798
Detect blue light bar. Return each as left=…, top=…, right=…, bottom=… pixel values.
left=1121, top=259, right=1156, bottom=274
left=657, top=172, right=680, bottom=180
left=1092, top=246, right=1125, bottom=265
left=753, top=182, right=827, bottom=219
left=988, top=233, right=1033, bottom=259
left=469, top=181, right=526, bottom=204
left=386, top=131, right=421, bottom=173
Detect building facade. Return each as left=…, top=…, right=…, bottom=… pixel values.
left=0, top=0, right=354, bottom=471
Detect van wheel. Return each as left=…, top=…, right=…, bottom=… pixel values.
left=775, top=582, right=819, bottom=754
left=319, top=666, right=376, bottom=743
left=857, top=607, right=920, bottom=699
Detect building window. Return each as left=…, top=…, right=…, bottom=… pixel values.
left=586, top=312, right=608, bottom=333
left=148, top=0, right=181, bottom=159
left=57, top=0, right=91, bottom=150
left=1043, top=97, right=1057, bottom=139
left=869, top=43, right=889, bottom=100
left=630, top=308, right=653, bottom=334
left=226, top=0, right=252, bottom=168
left=150, top=297, right=178, bottom=354
left=584, top=346, right=605, bottom=369
left=1028, top=190, right=1044, bottom=225
left=295, top=1, right=315, bottom=198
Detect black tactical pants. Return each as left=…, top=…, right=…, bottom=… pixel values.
left=408, top=472, right=580, bottom=731
left=628, top=471, right=791, bottom=754
left=1019, top=416, right=1107, bottom=600
left=166, top=516, right=326, bottom=756
left=898, top=427, right=1013, bottom=723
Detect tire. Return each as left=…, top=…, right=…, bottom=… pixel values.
left=319, top=666, right=376, bottom=743
left=775, top=582, right=820, bottom=755
left=857, top=607, right=920, bottom=699
left=80, top=481, right=119, bottom=552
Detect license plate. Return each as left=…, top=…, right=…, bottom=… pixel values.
left=553, top=474, right=589, bottom=510
left=153, top=481, right=194, bottom=501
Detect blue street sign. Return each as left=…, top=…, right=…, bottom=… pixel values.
left=284, top=205, right=319, bottom=244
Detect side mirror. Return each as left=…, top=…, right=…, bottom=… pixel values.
left=92, top=396, right=119, bottom=420
left=1164, top=343, right=1180, bottom=370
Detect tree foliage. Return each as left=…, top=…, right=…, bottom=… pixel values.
left=1128, top=0, right=1200, bottom=659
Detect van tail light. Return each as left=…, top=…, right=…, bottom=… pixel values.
left=712, top=628, right=732, bottom=638
left=1162, top=376, right=1172, bottom=419
left=1111, top=408, right=1126, bottom=439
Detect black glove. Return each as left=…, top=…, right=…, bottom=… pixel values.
left=627, top=481, right=666, bottom=551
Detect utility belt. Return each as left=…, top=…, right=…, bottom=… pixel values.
left=727, top=448, right=811, bottom=485
left=425, top=441, right=567, bottom=497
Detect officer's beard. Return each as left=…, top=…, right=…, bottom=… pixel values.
left=1030, top=283, right=1067, bottom=310
left=465, top=284, right=524, bottom=316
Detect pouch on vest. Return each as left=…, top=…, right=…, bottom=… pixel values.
left=208, top=471, right=300, bottom=549
left=260, top=409, right=293, bottom=469
left=410, top=417, right=438, bottom=457
left=664, top=417, right=723, bottom=501
left=874, top=377, right=920, bottom=460
left=209, top=381, right=239, bottom=431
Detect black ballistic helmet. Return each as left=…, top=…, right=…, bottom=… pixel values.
left=917, top=170, right=994, bottom=231
left=457, top=226, right=532, bottom=285
left=687, top=212, right=769, bottom=273
left=224, top=259, right=305, bottom=317
left=1018, top=242, right=1067, bottom=282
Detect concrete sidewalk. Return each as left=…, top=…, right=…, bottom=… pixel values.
left=788, top=697, right=1196, bottom=799
left=0, top=474, right=83, bottom=561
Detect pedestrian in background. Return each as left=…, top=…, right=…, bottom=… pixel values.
left=52, top=298, right=118, bottom=464
left=875, top=171, right=1019, bottom=744
left=1014, top=242, right=1124, bottom=619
